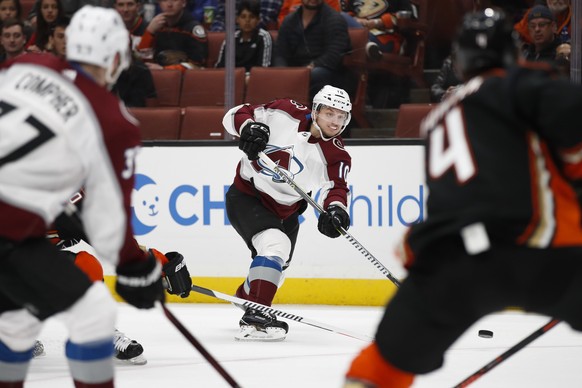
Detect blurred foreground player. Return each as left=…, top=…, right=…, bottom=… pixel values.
left=41, top=191, right=192, bottom=365
left=0, top=6, right=166, bottom=388
left=223, top=85, right=352, bottom=341
left=345, top=8, right=582, bottom=387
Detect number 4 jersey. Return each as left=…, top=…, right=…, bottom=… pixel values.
left=410, top=65, right=582, bottom=254
left=0, top=54, right=143, bottom=268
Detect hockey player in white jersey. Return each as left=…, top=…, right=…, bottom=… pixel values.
left=0, top=6, right=166, bottom=388
left=223, top=85, right=352, bottom=341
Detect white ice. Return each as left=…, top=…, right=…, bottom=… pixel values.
left=26, top=303, right=582, bottom=387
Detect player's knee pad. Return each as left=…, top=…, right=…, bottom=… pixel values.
left=252, top=229, right=291, bottom=261
left=74, top=251, right=104, bottom=282
left=0, top=309, right=42, bottom=352
left=58, top=282, right=117, bottom=344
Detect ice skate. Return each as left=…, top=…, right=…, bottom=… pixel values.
left=32, top=340, right=45, bottom=358
left=235, top=308, right=289, bottom=342
left=113, top=329, right=147, bottom=365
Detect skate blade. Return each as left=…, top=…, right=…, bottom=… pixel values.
left=114, top=354, right=148, bottom=366
left=234, top=325, right=286, bottom=342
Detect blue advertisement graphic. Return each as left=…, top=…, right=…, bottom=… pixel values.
left=132, top=173, right=425, bottom=236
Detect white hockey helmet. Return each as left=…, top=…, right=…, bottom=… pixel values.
left=312, top=85, right=352, bottom=140
left=66, top=5, right=130, bottom=85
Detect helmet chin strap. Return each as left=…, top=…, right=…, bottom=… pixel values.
left=313, top=111, right=345, bottom=141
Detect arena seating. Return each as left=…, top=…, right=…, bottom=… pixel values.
left=150, top=69, right=182, bottom=107
left=180, top=67, right=245, bottom=107
left=245, top=67, right=310, bottom=106
left=180, top=106, right=226, bottom=140
left=394, top=103, right=433, bottom=138
left=129, top=107, right=183, bottom=140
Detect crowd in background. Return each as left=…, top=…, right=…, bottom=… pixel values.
left=0, top=0, right=575, bottom=128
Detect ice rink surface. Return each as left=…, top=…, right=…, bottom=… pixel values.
left=27, top=303, right=582, bottom=388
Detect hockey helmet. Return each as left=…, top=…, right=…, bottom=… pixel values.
left=312, top=85, right=352, bottom=140
left=66, top=5, right=130, bottom=85
left=453, top=8, right=518, bottom=80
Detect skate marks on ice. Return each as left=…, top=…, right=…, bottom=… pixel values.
left=26, top=305, right=582, bottom=388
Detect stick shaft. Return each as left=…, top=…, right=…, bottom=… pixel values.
left=453, top=318, right=560, bottom=388
left=191, top=284, right=373, bottom=342
left=257, top=151, right=400, bottom=287
left=160, top=302, right=241, bottom=388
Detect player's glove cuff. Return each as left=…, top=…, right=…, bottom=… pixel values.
left=115, top=252, right=164, bottom=309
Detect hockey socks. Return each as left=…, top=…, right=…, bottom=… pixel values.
left=235, top=256, right=287, bottom=341
left=237, top=255, right=284, bottom=306
left=66, top=338, right=114, bottom=388
left=0, top=340, right=33, bottom=388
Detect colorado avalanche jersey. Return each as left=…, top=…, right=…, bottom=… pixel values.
left=223, top=99, right=351, bottom=219
left=410, top=65, right=582, bottom=253
left=0, top=54, right=144, bottom=267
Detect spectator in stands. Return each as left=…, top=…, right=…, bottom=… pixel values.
left=277, top=0, right=338, bottom=27
left=26, top=0, right=63, bottom=52
left=514, top=0, right=570, bottom=44
left=113, top=51, right=158, bottom=107
left=430, top=51, right=461, bottom=102
left=215, top=0, right=272, bottom=81
left=114, top=0, right=147, bottom=50
left=340, top=0, right=414, bottom=59
left=211, top=0, right=282, bottom=31
left=0, top=0, right=21, bottom=23
left=0, top=18, right=26, bottom=61
left=275, top=0, right=350, bottom=101
left=554, top=40, right=570, bottom=78
left=138, top=0, right=208, bottom=70
left=47, top=14, right=66, bottom=58
left=522, top=5, right=561, bottom=63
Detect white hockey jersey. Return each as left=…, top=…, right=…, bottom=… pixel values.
left=0, top=54, right=142, bottom=267
left=223, top=99, right=351, bottom=219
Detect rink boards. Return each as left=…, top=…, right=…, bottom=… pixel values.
left=100, top=140, right=425, bottom=306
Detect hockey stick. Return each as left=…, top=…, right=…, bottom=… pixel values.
left=191, top=284, right=373, bottom=342
left=159, top=302, right=241, bottom=388
left=452, top=318, right=560, bottom=387
left=257, top=151, right=401, bottom=288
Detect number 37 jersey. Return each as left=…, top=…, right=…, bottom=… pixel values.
left=413, top=66, right=582, bottom=251
left=0, top=54, right=141, bottom=267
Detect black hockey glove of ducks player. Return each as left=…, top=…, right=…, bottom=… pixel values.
left=239, top=122, right=270, bottom=160
left=318, top=205, right=350, bottom=238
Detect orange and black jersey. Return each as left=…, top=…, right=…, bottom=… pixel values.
left=139, top=12, right=208, bottom=66
left=409, top=65, right=582, bottom=254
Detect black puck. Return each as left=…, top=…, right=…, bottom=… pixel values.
left=478, top=330, right=493, bottom=338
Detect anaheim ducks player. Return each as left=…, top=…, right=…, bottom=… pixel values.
left=223, top=85, right=352, bottom=341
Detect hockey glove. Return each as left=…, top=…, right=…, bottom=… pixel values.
left=317, top=205, right=350, bottom=238
left=115, top=251, right=164, bottom=309
left=239, top=122, right=270, bottom=160
left=162, top=252, right=192, bottom=298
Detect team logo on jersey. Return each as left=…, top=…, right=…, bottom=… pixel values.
left=256, top=145, right=304, bottom=182
left=131, top=174, right=160, bottom=235
left=333, top=138, right=345, bottom=151
left=193, top=25, right=206, bottom=38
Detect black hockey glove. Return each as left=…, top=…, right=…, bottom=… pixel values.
left=318, top=205, right=350, bottom=238
left=239, top=122, right=270, bottom=160
left=162, top=252, right=192, bottom=298
left=115, top=251, right=164, bottom=309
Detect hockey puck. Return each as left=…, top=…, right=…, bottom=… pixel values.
left=478, top=330, right=493, bottom=338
